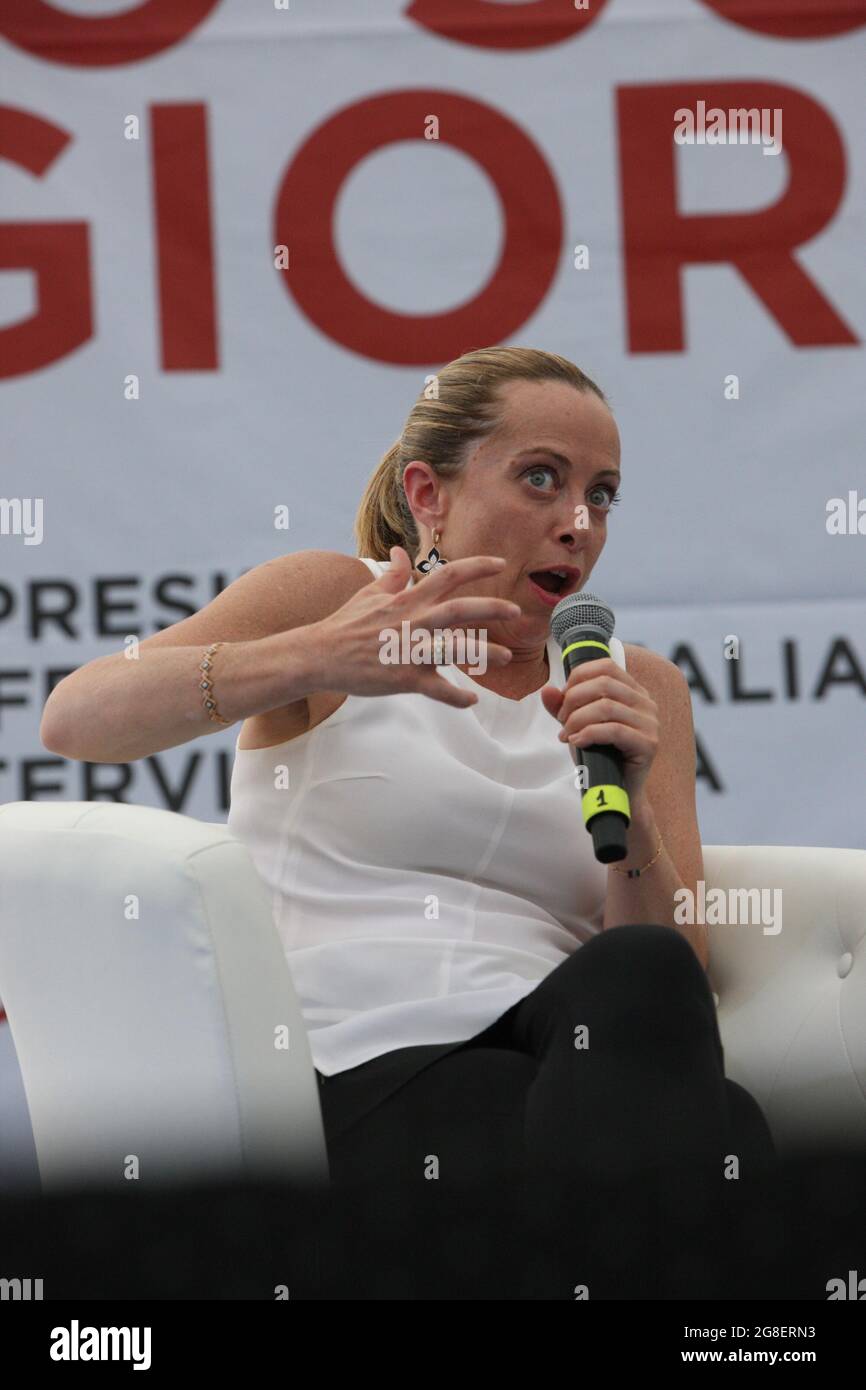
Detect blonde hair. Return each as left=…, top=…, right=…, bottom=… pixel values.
left=353, top=345, right=609, bottom=561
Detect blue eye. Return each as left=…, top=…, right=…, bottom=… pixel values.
left=524, top=465, right=557, bottom=491
left=522, top=465, right=622, bottom=511
left=588, top=484, right=622, bottom=510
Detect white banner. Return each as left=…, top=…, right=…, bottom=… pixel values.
left=1, top=0, right=863, bottom=851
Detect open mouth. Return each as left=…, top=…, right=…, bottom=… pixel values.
left=527, top=567, right=579, bottom=597
left=529, top=570, right=567, bottom=595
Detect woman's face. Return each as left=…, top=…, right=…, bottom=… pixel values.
left=407, top=378, right=621, bottom=658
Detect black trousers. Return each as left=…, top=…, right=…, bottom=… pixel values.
left=316, top=923, right=776, bottom=1193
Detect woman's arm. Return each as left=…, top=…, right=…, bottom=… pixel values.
left=39, top=548, right=516, bottom=763
left=39, top=629, right=321, bottom=765
left=39, top=551, right=371, bottom=764
left=600, top=651, right=708, bottom=968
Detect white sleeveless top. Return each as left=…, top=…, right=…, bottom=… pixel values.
left=227, top=558, right=627, bottom=1077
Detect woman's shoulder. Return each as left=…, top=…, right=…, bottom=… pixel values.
left=621, top=643, right=688, bottom=695
left=265, top=549, right=376, bottom=581
left=257, top=550, right=380, bottom=613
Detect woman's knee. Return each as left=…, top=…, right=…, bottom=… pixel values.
left=523, top=924, right=720, bottom=1052
left=566, top=923, right=708, bottom=993
left=588, top=921, right=695, bottom=957
left=600, top=924, right=713, bottom=1004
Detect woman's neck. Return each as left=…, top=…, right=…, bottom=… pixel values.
left=454, top=643, right=550, bottom=700
left=407, top=564, right=551, bottom=698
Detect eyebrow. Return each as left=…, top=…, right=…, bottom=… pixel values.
left=513, top=447, right=621, bottom=482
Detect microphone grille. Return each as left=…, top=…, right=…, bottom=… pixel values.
left=550, top=590, right=615, bottom=646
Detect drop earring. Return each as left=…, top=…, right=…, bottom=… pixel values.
left=417, top=528, right=447, bottom=574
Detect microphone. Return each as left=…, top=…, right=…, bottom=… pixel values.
left=550, top=591, right=630, bottom=864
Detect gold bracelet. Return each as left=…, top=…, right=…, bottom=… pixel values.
left=610, top=833, right=664, bottom=879
left=199, top=641, right=232, bottom=725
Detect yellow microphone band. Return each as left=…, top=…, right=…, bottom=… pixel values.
left=561, top=639, right=611, bottom=663
left=581, top=784, right=631, bottom=827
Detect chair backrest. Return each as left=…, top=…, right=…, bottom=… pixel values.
left=704, top=844, right=866, bottom=1155
left=2, top=806, right=863, bottom=1185
left=0, top=1001, right=40, bottom=1192
left=0, top=801, right=328, bottom=1192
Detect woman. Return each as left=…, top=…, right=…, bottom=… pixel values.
left=41, top=346, right=774, bottom=1208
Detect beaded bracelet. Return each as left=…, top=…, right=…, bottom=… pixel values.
left=610, top=833, right=664, bottom=879
left=199, top=641, right=232, bottom=726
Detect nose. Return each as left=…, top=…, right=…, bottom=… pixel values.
left=558, top=492, right=605, bottom=549
left=556, top=524, right=580, bottom=550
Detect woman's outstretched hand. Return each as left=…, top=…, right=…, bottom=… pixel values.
left=302, top=545, right=520, bottom=709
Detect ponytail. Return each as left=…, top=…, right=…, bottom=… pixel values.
left=353, top=439, right=418, bottom=560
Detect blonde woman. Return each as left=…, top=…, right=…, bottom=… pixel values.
left=42, top=346, right=774, bottom=1205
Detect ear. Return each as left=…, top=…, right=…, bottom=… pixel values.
left=401, top=459, right=442, bottom=529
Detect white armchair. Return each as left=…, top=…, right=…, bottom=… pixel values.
left=0, top=801, right=864, bottom=1193
left=0, top=801, right=329, bottom=1193
left=703, top=842, right=866, bottom=1155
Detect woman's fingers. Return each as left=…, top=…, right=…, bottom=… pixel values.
left=558, top=699, right=657, bottom=742
left=395, top=551, right=520, bottom=657
left=416, top=671, right=479, bottom=708
left=557, top=665, right=644, bottom=723
left=418, top=554, right=507, bottom=593
left=425, top=596, right=521, bottom=627
left=412, top=633, right=515, bottom=705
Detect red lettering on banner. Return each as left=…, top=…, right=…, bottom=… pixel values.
left=696, top=0, right=866, bottom=41
left=274, top=91, right=562, bottom=365
left=0, top=0, right=220, bottom=68
left=406, top=0, right=608, bottom=48
left=617, top=82, right=858, bottom=353
left=0, top=106, right=92, bottom=380
left=150, top=105, right=219, bottom=371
